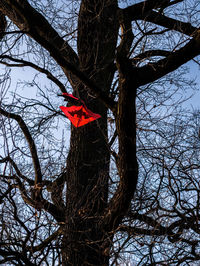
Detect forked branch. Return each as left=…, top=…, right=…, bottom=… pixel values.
left=0, top=108, right=42, bottom=185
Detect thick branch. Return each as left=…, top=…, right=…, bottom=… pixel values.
left=135, top=31, right=200, bottom=86
left=141, top=11, right=197, bottom=36
left=121, top=0, right=197, bottom=36
left=27, top=227, right=62, bottom=252
left=0, top=156, right=34, bottom=185
left=0, top=132, right=64, bottom=221
left=123, top=4, right=197, bottom=37
left=0, top=0, right=78, bottom=88
left=0, top=186, right=13, bottom=204
left=0, top=55, right=67, bottom=93
left=19, top=188, right=65, bottom=222
left=103, top=59, right=138, bottom=231
left=0, top=11, right=7, bottom=40
left=0, top=0, right=116, bottom=111
left=117, top=9, right=134, bottom=58
left=119, top=225, right=165, bottom=236
left=0, top=108, right=42, bottom=185
left=121, top=0, right=174, bottom=21
left=132, top=49, right=171, bottom=64
left=123, top=212, right=200, bottom=243
left=16, top=178, right=64, bottom=222
left=0, top=0, right=78, bottom=65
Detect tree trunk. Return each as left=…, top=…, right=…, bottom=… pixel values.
left=62, top=1, right=118, bottom=265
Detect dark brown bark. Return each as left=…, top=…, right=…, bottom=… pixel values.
left=62, top=1, right=118, bottom=265
left=0, top=11, right=6, bottom=40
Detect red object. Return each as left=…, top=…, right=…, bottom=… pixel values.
left=62, top=93, right=79, bottom=101
left=60, top=93, right=101, bottom=127
left=60, top=105, right=101, bottom=127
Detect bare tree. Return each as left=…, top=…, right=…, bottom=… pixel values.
left=0, top=0, right=200, bottom=265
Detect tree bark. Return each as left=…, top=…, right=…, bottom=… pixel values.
left=62, top=1, right=118, bottom=265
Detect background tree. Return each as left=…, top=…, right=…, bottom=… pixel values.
left=0, top=0, right=200, bottom=265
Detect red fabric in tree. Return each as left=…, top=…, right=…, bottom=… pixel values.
left=62, top=93, right=79, bottom=101
left=60, top=93, right=101, bottom=127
